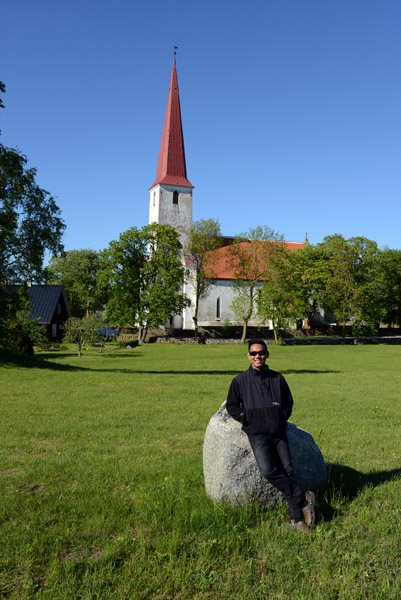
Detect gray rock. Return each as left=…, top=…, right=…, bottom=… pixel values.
left=203, top=402, right=327, bottom=507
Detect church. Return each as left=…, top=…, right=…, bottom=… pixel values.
left=148, top=58, right=305, bottom=331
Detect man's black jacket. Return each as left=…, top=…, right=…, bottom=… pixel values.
left=226, top=364, right=293, bottom=438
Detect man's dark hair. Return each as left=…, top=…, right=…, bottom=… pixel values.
left=248, top=338, right=267, bottom=351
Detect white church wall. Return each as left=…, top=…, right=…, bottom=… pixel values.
left=197, top=279, right=265, bottom=328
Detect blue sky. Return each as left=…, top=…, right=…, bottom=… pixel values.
left=2, top=0, right=401, bottom=253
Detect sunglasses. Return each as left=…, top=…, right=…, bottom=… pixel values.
left=249, top=350, right=266, bottom=356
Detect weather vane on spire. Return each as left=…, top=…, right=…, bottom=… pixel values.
left=173, top=45, right=178, bottom=56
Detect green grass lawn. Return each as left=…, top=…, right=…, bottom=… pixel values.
left=1, top=343, right=400, bottom=599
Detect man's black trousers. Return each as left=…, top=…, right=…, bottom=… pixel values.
left=248, top=433, right=306, bottom=521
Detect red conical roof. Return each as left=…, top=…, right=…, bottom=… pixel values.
left=150, top=58, right=193, bottom=189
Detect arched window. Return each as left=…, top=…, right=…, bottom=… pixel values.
left=173, top=190, right=179, bottom=204
left=216, top=297, right=221, bottom=319
left=153, top=192, right=156, bottom=206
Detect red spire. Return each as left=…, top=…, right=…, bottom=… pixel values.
left=150, top=58, right=193, bottom=189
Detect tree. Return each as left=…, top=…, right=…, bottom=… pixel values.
left=98, top=226, right=145, bottom=334
left=99, top=224, right=189, bottom=343
left=185, top=219, right=222, bottom=342
left=283, top=244, right=330, bottom=328
left=257, top=262, right=293, bottom=344
left=373, top=248, right=401, bottom=327
left=0, top=81, right=65, bottom=346
left=46, top=249, right=103, bottom=317
left=316, top=235, right=382, bottom=342
left=136, top=223, right=190, bottom=341
left=4, top=287, right=46, bottom=354
left=63, top=315, right=103, bottom=357
left=227, top=226, right=285, bottom=343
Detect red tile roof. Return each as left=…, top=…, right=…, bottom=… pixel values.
left=185, top=240, right=305, bottom=280
left=150, top=58, right=193, bottom=190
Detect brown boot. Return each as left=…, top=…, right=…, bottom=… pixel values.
left=302, top=491, right=315, bottom=527
left=290, top=519, right=309, bottom=534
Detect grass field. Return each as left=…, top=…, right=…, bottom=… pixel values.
left=1, top=343, right=400, bottom=599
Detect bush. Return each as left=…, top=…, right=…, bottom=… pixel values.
left=5, top=310, right=46, bottom=355
left=6, top=320, right=35, bottom=354
left=116, top=338, right=139, bottom=348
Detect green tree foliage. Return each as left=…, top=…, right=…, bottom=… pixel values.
left=63, top=315, right=103, bottom=357
left=227, top=226, right=285, bottom=343
left=256, top=248, right=318, bottom=344
left=185, top=219, right=222, bottom=342
left=46, top=249, right=103, bottom=318
left=257, top=264, right=291, bottom=344
left=283, top=244, right=331, bottom=328
left=4, top=287, right=46, bottom=354
left=316, top=235, right=382, bottom=342
left=99, top=224, right=189, bottom=343
left=373, top=248, right=401, bottom=327
left=0, top=81, right=65, bottom=345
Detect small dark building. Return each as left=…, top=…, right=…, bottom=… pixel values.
left=27, top=285, right=71, bottom=341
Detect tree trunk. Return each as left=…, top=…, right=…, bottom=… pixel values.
left=240, top=320, right=248, bottom=344
left=138, top=325, right=147, bottom=344
left=193, top=270, right=201, bottom=343
left=193, top=312, right=199, bottom=343
left=78, top=343, right=82, bottom=357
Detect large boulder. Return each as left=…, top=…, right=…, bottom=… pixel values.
left=203, top=402, right=327, bottom=507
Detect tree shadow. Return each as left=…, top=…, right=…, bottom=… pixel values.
left=281, top=369, right=340, bottom=375
left=1, top=349, right=342, bottom=376
left=0, top=351, right=87, bottom=372
left=35, top=352, right=80, bottom=360
left=107, top=368, right=340, bottom=376
left=317, top=462, right=401, bottom=522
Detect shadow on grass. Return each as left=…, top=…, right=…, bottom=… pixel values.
left=108, top=368, right=340, bottom=376
left=0, top=350, right=341, bottom=376
left=281, top=369, right=340, bottom=375
left=0, top=351, right=87, bottom=371
left=318, top=462, right=401, bottom=522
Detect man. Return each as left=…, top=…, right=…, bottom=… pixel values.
left=226, top=338, right=315, bottom=533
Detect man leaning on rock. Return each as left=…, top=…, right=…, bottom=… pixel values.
left=226, top=338, right=315, bottom=533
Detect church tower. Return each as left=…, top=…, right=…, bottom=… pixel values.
left=149, top=58, right=193, bottom=250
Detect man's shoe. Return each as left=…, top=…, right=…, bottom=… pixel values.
left=290, top=519, right=309, bottom=534
left=302, top=491, right=315, bottom=527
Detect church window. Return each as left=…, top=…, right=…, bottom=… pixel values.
left=153, top=192, right=156, bottom=206
left=173, top=191, right=179, bottom=204
left=216, top=297, right=221, bottom=319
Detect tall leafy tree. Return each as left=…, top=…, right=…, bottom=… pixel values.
left=136, top=223, right=190, bottom=341
left=0, top=82, right=65, bottom=285
left=185, top=219, right=222, bottom=342
left=0, top=81, right=65, bottom=344
left=227, top=226, right=285, bottom=343
left=316, top=235, right=382, bottom=342
left=99, top=224, right=189, bottom=343
left=256, top=245, right=324, bottom=342
left=283, top=244, right=330, bottom=328
left=257, top=260, right=293, bottom=344
left=46, top=249, right=103, bottom=317
left=373, top=248, right=401, bottom=327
